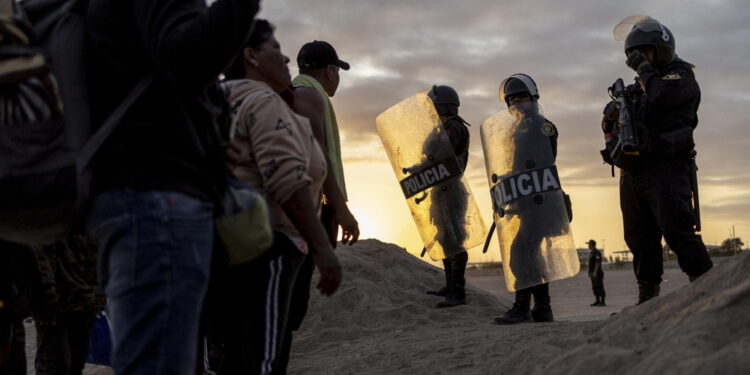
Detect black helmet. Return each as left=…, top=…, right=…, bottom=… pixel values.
left=616, top=15, right=676, bottom=65
left=499, top=73, right=539, bottom=105
left=428, top=85, right=460, bottom=116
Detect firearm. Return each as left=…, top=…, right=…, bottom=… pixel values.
left=608, top=78, right=638, bottom=157
left=688, top=150, right=702, bottom=232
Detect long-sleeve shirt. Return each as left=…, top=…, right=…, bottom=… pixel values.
left=87, top=0, right=259, bottom=207
left=225, top=79, right=327, bottom=239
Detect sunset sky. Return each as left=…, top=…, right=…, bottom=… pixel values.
left=257, top=0, right=750, bottom=263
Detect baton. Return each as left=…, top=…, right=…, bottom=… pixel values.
left=689, top=151, right=701, bottom=232
left=482, top=222, right=496, bottom=254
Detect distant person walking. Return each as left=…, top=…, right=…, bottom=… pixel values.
left=587, top=240, right=606, bottom=306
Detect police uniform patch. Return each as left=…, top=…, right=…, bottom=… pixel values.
left=662, top=73, right=682, bottom=80
left=541, top=122, right=556, bottom=137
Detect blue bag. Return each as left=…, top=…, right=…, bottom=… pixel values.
left=87, top=312, right=111, bottom=366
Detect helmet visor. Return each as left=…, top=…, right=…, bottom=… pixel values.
left=614, top=15, right=665, bottom=41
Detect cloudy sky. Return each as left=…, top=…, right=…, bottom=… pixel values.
left=257, top=0, right=750, bottom=262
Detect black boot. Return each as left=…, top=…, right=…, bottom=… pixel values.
left=427, top=258, right=453, bottom=296
left=494, top=288, right=532, bottom=325
left=435, top=252, right=467, bottom=308
left=597, top=297, right=606, bottom=306
left=426, top=286, right=449, bottom=296
left=590, top=296, right=600, bottom=306
left=637, top=281, right=660, bottom=305
left=435, top=287, right=465, bottom=308
left=531, top=283, right=553, bottom=322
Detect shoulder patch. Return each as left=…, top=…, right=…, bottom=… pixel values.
left=662, top=73, right=682, bottom=80
left=541, top=122, right=556, bottom=137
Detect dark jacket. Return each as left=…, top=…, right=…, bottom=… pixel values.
left=630, top=58, right=700, bottom=156
left=588, top=249, right=603, bottom=276
left=442, top=116, right=470, bottom=171
left=545, top=118, right=558, bottom=160
left=87, top=0, right=259, bottom=207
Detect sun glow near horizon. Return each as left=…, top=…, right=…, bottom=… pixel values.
left=341, top=136, right=747, bottom=265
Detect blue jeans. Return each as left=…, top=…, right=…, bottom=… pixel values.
left=86, top=189, right=214, bottom=375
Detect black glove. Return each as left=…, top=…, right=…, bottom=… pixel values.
left=602, top=101, right=618, bottom=133
left=626, top=49, right=650, bottom=73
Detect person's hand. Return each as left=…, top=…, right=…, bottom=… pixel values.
left=626, top=49, right=650, bottom=72
left=313, top=247, right=342, bottom=296
left=336, top=208, right=360, bottom=245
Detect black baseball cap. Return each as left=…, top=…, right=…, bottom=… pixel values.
left=297, top=40, right=350, bottom=71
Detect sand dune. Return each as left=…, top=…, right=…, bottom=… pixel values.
left=289, top=239, right=750, bottom=374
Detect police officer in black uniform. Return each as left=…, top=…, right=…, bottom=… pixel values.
left=587, top=240, right=606, bottom=306
left=494, top=74, right=562, bottom=324
left=602, top=16, right=713, bottom=304
left=423, top=85, right=471, bottom=308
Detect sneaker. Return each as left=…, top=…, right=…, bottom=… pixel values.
left=494, top=307, right=531, bottom=325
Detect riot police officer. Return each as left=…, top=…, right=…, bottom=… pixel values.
left=602, top=16, right=713, bottom=304
left=423, top=85, right=472, bottom=308
left=493, top=74, right=562, bottom=324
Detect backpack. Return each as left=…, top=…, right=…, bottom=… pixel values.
left=0, top=0, right=148, bottom=245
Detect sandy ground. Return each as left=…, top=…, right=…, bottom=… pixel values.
left=286, top=240, right=750, bottom=374
left=467, top=264, right=691, bottom=322
left=20, top=240, right=748, bottom=374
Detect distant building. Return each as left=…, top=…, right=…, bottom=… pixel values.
left=612, top=250, right=631, bottom=262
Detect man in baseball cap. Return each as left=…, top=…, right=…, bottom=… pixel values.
left=280, top=40, right=358, bottom=370
left=297, top=40, right=350, bottom=71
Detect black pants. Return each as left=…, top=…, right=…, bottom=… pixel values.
left=442, top=251, right=468, bottom=291
left=515, top=283, right=550, bottom=311
left=590, top=275, right=605, bottom=298
left=273, top=254, right=315, bottom=375
left=0, top=319, right=26, bottom=375
left=34, top=312, right=95, bottom=375
left=0, top=241, right=35, bottom=375
left=620, top=159, right=713, bottom=284
left=273, top=206, right=341, bottom=374
left=215, top=232, right=304, bottom=375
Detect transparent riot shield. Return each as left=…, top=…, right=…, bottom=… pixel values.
left=480, top=102, right=579, bottom=292
left=376, top=91, right=486, bottom=261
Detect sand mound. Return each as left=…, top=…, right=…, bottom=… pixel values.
left=532, top=249, right=750, bottom=375
left=289, top=240, right=750, bottom=374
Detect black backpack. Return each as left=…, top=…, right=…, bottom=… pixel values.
left=0, top=0, right=148, bottom=245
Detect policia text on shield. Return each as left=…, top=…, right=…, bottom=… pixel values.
left=377, top=86, right=486, bottom=309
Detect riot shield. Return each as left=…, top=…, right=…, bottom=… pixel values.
left=376, top=91, right=486, bottom=261
left=480, top=102, right=579, bottom=292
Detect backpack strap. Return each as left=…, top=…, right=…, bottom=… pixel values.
left=77, top=76, right=152, bottom=170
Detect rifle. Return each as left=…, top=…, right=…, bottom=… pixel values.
left=688, top=150, right=702, bottom=232
left=608, top=78, right=638, bottom=157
